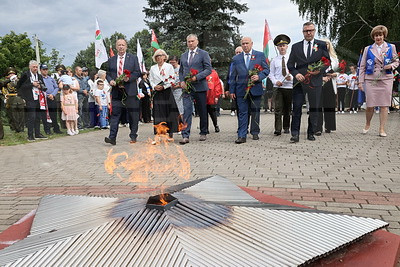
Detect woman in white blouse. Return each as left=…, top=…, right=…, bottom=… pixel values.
left=149, top=49, right=179, bottom=140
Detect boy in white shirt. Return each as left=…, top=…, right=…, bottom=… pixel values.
left=347, top=64, right=359, bottom=113
left=336, top=71, right=349, bottom=113
left=94, top=80, right=111, bottom=129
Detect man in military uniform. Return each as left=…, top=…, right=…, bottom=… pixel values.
left=1, top=67, right=25, bottom=133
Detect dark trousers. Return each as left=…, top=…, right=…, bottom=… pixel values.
left=348, top=89, right=359, bottom=110
left=25, top=100, right=41, bottom=138
left=78, top=95, right=89, bottom=128
left=291, top=83, right=321, bottom=136
left=274, top=88, right=292, bottom=132
left=236, top=94, right=261, bottom=138
left=193, top=91, right=208, bottom=135
left=140, top=94, right=152, bottom=123
left=89, top=102, right=99, bottom=127
left=317, top=80, right=336, bottom=132
left=337, top=87, right=347, bottom=111
left=45, top=98, right=60, bottom=133
left=109, top=96, right=140, bottom=141
left=207, top=104, right=218, bottom=128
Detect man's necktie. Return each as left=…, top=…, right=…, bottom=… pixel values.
left=118, top=56, right=123, bottom=76
left=245, top=53, right=250, bottom=69
left=307, top=41, right=311, bottom=59
left=188, top=51, right=194, bottom=65
left=281, top=56, right=287, bottom=77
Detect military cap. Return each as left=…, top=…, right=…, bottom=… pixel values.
left=273, top=34, right=291, bottom=46
left=5, top=67, right=17, bottom=76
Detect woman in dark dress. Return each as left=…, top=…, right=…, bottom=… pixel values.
left=148, top=49, right=179, bottom=140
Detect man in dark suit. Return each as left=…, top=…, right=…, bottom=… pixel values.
left=179, top=34, right=212, bottom=144
left=17, top=60, right=48, bottom=141
left=105, top=39, right=141, bottom=145
left=229, top=37, right=270, bottom=144
left=287, top=22, right=330, bottom=143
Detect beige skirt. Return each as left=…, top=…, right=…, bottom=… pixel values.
left=364, top=79, right=392, bottom=107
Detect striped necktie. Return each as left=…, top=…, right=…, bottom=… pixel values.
left=118, top=56, right=123, bottom=76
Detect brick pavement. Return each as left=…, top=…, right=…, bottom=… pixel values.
left=1, top=110, right=400, bottom=234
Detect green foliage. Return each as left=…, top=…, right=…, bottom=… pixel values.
left=291, top=0, right=400, bottom=64
left=0, top=31, right=35, bottom=76
left=143, top=0, right=248, bottom=74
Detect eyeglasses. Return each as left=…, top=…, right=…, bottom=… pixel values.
left=303, top=29, right=315, bottom=33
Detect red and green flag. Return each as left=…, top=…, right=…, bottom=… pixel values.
left=263, top=19, right=272, bottom=64
left=151, top=29, right=160, bottom=51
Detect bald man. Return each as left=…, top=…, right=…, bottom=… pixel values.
left=229, top=37, right=269, bottom=144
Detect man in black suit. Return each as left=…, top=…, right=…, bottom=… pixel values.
left=287, top=22, right=330, bottom=143
left=17, top=60, right=48, bottom=141
left=105, top=39, right=141, bottom=145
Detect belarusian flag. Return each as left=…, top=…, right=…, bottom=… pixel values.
left=95, top=18, right=108, bottom=69
left=263, top=19, right=272, bottom=63
left=137, top=39, right=146, bottom=72
left=151, top=29, right=160, bottom=51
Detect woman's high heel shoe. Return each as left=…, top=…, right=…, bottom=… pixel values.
left=362, top=128, right=369, bottom=134
left=379, top=132, right=387, bottom=137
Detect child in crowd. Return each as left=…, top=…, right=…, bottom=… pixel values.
left=347, top=64, right=359, bottom=113
left=336, top=71, right=349, bottom=114
left=94, top=80, right=110, bottom=129
left=60, top=85, right=79, bottom=135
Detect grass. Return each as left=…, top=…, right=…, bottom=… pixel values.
left=0, top=124, right=97, bottom=146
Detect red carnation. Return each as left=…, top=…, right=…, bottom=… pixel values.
left=254, top=64, right=263, bottom=71
left=190, top=68, right=199, bottom=76
left=321, top=57, right=330, bottom=66
left=123, top=69, right=131, bottom=77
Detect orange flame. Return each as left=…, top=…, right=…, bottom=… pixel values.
left=104, top=122, right=191, bottom=186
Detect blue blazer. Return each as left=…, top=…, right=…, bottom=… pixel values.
left=287, top=39, right=330, bottom=87
left=179, top=48, right=212, bottom=92
left=229, top=50, right=270, bottom=97
left=106, top=53, right=141, bottom=97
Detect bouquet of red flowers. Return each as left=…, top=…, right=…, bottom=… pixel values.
left=115, top=69, right=131, bottom=87
left=244, top=64, right=263, bottom=99
left=295, top=57, right=330, bottom=87
left=184, top=68, right=199, bottom=93
left=338, top=59, right=347, bottom=73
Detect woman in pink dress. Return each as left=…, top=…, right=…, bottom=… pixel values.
left=358, top=25, right=399, bottom=137
left=61, top=86, right=79, bottom=135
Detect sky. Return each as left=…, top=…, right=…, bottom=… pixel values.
left=0, top=0, right=319, bottom=67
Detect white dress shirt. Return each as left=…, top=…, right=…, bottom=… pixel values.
left=268, top=54, right=293, bottom=89
left=303, top=39, right=314, bottom=58
left=187, top=47, right=198, bottom=62
left=117, top=53, right=126, bottom=74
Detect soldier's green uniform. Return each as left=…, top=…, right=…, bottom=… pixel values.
left=1, top=68, right=25, bottom=133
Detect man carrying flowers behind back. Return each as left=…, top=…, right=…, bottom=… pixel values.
left=229, top=36, right=269, bottom=144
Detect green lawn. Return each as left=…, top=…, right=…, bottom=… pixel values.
left=0, top=125, right=97, bottom=146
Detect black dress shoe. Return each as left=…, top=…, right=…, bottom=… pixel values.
left=105, top=137, right=116, bottom=145
left=54, top=130, right=63, bottom=134
left=252, top=134, right=259, bottom=140
left=274, top=131, right=281, bottom=136
left=307, top=134, right=316, bottom=141
left=290, top=135, right=299, bottom=143
left=215, top=126, right=220, bottom=133
left=235, top=137, right=246, bottom=144
left=315, top=131, right=322, bottom=136
left=325, top=129, right=331, bottom=133
left=283, top=129, right=290, bottom=134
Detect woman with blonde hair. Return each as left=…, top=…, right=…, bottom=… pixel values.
left=149, top=49, right=179, bottom=140
left=358, top=25, right=399, bottom=137
left=316, top=39, right=339, bottom=134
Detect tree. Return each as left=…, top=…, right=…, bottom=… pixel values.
left=48, top=48, right=65, bottom=71
left=0, top=31, right=36, bottom=76
left=291, top=0, right=400, bottom=63
left=143, top=0, right=248, bottom=76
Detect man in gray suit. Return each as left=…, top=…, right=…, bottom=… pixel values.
left=179, top=34, right=212, bottom=144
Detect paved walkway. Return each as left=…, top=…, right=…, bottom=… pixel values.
left=1, top=110, right=400, bottom=234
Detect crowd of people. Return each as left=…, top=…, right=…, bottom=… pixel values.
left=0, top=22, right=399, bottom=143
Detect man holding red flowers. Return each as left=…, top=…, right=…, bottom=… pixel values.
left=287, top=22, right=330, bottom=143
left=105, top=39, right=141, bottom=145
left=229, top=37, right=269, bottom=144
left=178, top=34, right=212, bottom=144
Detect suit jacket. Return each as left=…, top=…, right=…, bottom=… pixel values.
left=229, top=50, right=270, bottom=97
left=106, top=53, right=141, bottom=98
left=17, top=71, right=45, bottom=102
left=179, top=48, right=212, bottom=92
left=358, top=42, right=399, bottom=83
left=287, top=39, right=330, bottom=87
